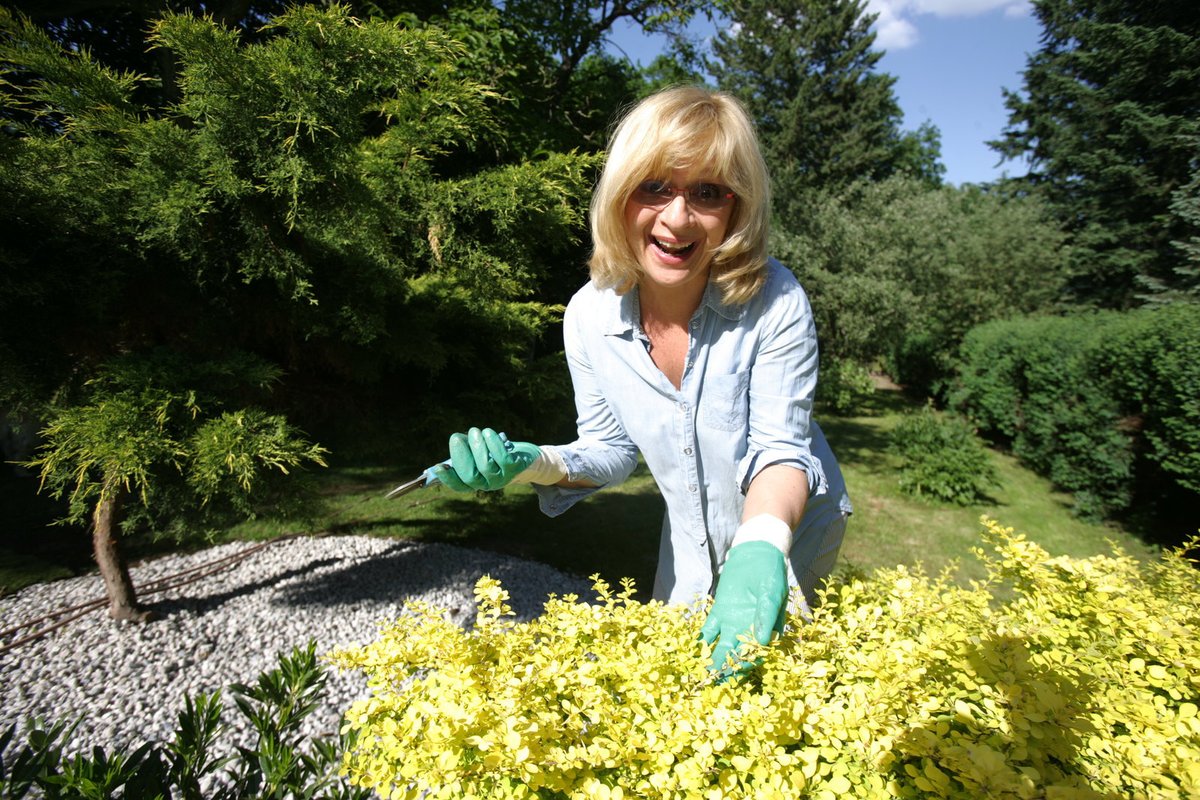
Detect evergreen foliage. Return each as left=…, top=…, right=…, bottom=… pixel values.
left=993, top=0, right=1200, bottom=307
left=1168, top=136, right=1200, bottom=300
left=710, top=0, right=942, bottom=223
left=0, top=3, right=598, bottom=613
left=1, top=3, right=598, bottom=442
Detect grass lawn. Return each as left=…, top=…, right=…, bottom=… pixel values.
left=1, top=386, right=1171, bottom=600
left=823, top=389, right=1161, bottom=587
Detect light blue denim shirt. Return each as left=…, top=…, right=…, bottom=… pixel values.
left=535, top=258, right=852, bottom=606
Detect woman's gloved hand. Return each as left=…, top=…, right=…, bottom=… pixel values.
left=431, top=427, right=564, bottom=491
left=700, top=517, right=792, bottom=677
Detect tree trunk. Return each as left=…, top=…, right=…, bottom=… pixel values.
left=92, top=487, right=152, bottom=622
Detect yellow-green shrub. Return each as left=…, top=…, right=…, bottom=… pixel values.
left=329, top=519, right=1200, bottom=800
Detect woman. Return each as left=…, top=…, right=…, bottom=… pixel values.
left=432, top=86, right=851, bottom=674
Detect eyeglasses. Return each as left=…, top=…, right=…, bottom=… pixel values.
left=631, top=180, right=736, bottom=212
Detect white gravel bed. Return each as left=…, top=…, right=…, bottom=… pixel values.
left=0, top=535, right=593, bottom=759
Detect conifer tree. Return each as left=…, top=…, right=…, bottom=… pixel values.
left=1168, top=138, right=1200, bottom=301
left=710, top=0, right=938, bottom=222
left=993, top=0, right=1200, bottom=308
left=0, top=5, right=595, bottom=618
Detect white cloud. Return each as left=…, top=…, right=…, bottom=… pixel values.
left=911, top=0, right=1029, bottom=16
left=867, top=0, right=1032, bottom=49
left=870, top=3, right=921, bottom=49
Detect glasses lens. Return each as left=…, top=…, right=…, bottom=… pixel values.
left=688, top=182, right=734, bottom=211
left=632, top=180, right=735, bottom=210
left=633, top=180, right=673, bottom=206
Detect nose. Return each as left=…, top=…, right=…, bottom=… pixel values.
left=659, top=192, right=693, bottom=226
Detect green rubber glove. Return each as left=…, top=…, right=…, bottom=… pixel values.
left=699, top=541, right=789, bottom=677
left=431, top=427, right=541, bottom=492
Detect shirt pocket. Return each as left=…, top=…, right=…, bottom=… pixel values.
left=700, top=370, right=749, bottom=431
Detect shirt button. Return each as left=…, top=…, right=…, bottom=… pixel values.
left=683, top=447, right=693, bottom=456
left=688, top=484, right=698, bottom=493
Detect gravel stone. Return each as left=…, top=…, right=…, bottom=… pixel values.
left=0, top=535, right=593, bottom=758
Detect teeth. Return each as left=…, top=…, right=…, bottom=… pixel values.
left=654, top=237, right=694, bottom=255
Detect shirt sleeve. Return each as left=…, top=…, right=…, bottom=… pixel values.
left=736, top=265, right=828, bottom=499
left=534, top=287, right=640, bottom=517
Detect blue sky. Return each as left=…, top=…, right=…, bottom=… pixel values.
left=605, top=1, right=1043, bottom=186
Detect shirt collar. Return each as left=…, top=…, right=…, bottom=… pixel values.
left=604, top=277, right=744, bottom=337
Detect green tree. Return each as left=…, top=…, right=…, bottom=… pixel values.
left=500, top=0, right=714, bottom=105
left=710, top=0, right=942, bottom=222
left=775, top=176, right=1067, bottom=396
left=2, top=0, right=295, bottom=110
left=992, top=0, right=1200, bottom=308
left=407, top=0, right=720, bottom=157
left=2, top=0, right=708, bottom=160
left=26, top=356, right=328, bottom=620
left=1, top=5, right=597, bottom=614
left=1168, top=137, right=1200, bottom=300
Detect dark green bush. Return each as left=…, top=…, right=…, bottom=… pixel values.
left=889, top=328, right=956, bottom=401
left=888, top=405, right=998, bottom=505
left=1092, top=303, right=1200, bottom=496
left=817, top=358, right=876, bottom=416
left=951, top=305, right=1200, bottom=519
left=0, top=643, right=368, bottom=800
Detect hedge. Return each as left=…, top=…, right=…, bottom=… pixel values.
left=330, top=520, right=1200, bottom=799
left=951, top=305, right=1200, bottom=518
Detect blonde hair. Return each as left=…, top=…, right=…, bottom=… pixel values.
left=588, top=86, right=771, bottom=305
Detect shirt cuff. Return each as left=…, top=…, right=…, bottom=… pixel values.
left=737, top=448, right=828, bottom=498
left=530, top=442, right=637, bottom=517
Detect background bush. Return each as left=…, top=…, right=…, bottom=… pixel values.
left=816, top=358, right=876, bottom=416
left=952, top=305, right=1200, bottom=521
left=953, top=313, right=1130, bottom=518
left=888, top=405, right=998, bottom=505
left=1092, top=303, right=1200, bottom=499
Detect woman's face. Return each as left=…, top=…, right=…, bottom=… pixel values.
left=623, top=167, right=735, bottom=301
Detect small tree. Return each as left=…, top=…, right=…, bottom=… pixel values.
left=26, top=355, right=327, bottom=621
left=888, top=404, right=999, bottom=506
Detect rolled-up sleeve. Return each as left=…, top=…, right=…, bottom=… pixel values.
left=735, top=268, right=828, bottom=499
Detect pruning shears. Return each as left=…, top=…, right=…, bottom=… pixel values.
left=384, top=432, right=515, bottom=500
left=384, top=463, right=448, bottom=500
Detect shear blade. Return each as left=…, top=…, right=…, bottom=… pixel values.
left=385, top=474, right=428, bottom=500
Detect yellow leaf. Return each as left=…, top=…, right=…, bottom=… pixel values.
left=827, top=774, right=852, bottom=793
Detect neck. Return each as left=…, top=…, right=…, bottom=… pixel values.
left=638, top=277, right=707, bottom=329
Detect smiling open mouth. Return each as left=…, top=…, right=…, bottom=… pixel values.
left=653, top=237, right=696, bottom=257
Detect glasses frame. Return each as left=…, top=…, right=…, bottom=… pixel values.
left=631, top=180, right=737, bottom=213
